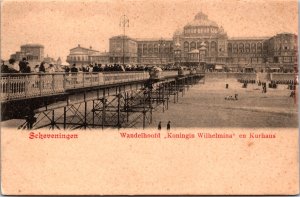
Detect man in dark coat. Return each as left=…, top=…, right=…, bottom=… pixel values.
left=158, top=121, right=161, bottom=130
left=167, top=121, right=171, bottom=130
left=19, top=58, right=27, bottom=73
left=70, top=64, right=78, bottom=72
left=24, top=62, right=31, bottom=73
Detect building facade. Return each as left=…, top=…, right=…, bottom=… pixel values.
left=172, top=12, right=297, bottom=72
left=109, top=12, right=297, bottom=72
left=109, top=35, right=138, bottom=64
left=65, top=12, right=297, bottom=72
left=10, top=44, right=44, bottom=62
left=136, top=38, right=173, bottom=66
left=66, top=44, right=100, bottom=65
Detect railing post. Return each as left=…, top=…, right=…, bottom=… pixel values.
left=90, top=73, right=92, bottom=87
left=52, top=74, right=55, bottom=94
left=39, top=74, right=42, bottom=96
left=63, top=74, right=66, bottom=90
left=24, top=75, right=28, bottom=98
left=7, top=75, right=11, bottom=100
left=82, top=72, right=85, bottom=87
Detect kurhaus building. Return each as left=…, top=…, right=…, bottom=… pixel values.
left=68, top=12, right=298, bottom=72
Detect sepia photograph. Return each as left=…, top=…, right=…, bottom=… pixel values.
left=1, top=0, right=299, bottom=195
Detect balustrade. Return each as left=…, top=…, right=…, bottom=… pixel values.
left=0, top=72, right=150, bottom=101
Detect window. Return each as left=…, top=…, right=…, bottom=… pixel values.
left=190, top=42, right=196, bottom=50
left=251, top=43, right=256, bottom=53
left=233, top=43, right=238, bottom=53
left=154, top=44, right=158, bottom=53
left=148, top=44, right=153, bottom=54
left=211, top=41, right=217, bottom=52
left=227, top=43, right=232, bottom=52
left=257, top=43, right=262, bottom=53
left=143, top=44, right=147, bottom=54
left=165, top=44, right=169, bottom=53
left=138, top=44, right=142, bottom=54
left=263, top=43, right=268, bottom=50
left=245, top=43, right=250, bottom=53
left=184, top=41, right=189, bottom=52
left=239, top=43, right=244, bottom=53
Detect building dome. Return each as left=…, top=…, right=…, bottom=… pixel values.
left=185, top=12, right=218, bottom=28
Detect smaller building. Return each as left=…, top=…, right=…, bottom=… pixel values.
left=10, top=44, right=44, bottom=61
left=66, top=44, right=100, bottom=65
left=66, top=45, right=111, bottom=65
left=264, top=33, right=298, bottom=72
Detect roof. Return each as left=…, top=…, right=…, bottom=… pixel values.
left=185, top=12, right=218, bottom=28
left=21, top=44, right=44, bottom=48
left=110, top=35, right=136, bottom=41
left=135, top=38, right=173, bottom=42
left=70, top=45, right=99, bottom=52
left=229, top=37, right=270, bottom=41
left=185, top=20, right=218, bottom=27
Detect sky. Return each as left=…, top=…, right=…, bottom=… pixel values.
left=1, top=0, right=298, bottom=62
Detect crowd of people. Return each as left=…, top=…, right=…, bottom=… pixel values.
left=1, top=59, right=176, bottom=75
left=1, top=58, right=60, bottom=74
left=63, top=63, right=150, bottom=73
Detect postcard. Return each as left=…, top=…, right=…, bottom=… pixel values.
left=1, top=0, right=299, bottom=195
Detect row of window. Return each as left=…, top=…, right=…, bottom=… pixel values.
left=137, top=45, right=173, bottom=54
left=228, top=43, right=264, bottom=53
left=68, top=56, right=89, bottom=61
left=184, top=27, right=218, bottom=34
left=183, top=41, right=217, bottom=52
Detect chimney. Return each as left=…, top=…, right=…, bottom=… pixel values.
left=78, top=44, right=80, bottom=47
left=90, top=46, right=92, bottom=49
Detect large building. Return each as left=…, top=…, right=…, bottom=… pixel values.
left=110, top=12, right=298, bottom=72
left=109, top=35, right=138, bottom=64
left=66, top=12, right=297, bottom=72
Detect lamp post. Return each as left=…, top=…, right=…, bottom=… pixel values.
left=174, top=42, right=181, bottom=68
left=199, top=41, right=207, bottom=71
left=120, top=15, right=129, bottom=66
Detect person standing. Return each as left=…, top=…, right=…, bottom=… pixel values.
left=158, top=121, right=161, bottom=130
left=24, top=62, right=31, bottom=73
left=70, top=64, right=78, bottom=73
left=167, top=121, right=171, bottom=130
left=8, top=58, right=19, bottom=73
left=48, top=64, right=56, bottom=73
left=19, top=57, right=27, bottom=73
left=70, top=64, right=78, bottom=84
left=39, top=62, right=46, bottom=73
